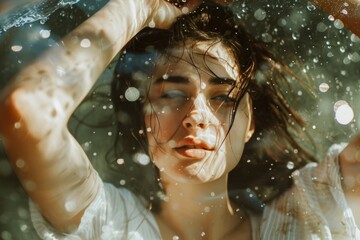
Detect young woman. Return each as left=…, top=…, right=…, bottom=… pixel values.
left=0, top=0, right=359, bottom=239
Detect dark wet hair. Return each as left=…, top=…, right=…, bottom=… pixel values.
left=108, top=2, right=316, bottom=212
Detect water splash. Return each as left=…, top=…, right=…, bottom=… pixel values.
left=0, top=0, right=81, bottom=34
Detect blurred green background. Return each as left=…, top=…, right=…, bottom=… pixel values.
left=0, top=0, right=359, bottom=239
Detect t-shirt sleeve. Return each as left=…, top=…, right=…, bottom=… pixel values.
left=260, top=143, right=360, bottom=239
left=29, top=182, right=160, bottom=240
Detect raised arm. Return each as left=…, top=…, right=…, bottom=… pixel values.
left=0, top=0, right=185, bottom=232
left=310, top=0, right=360, bottom=36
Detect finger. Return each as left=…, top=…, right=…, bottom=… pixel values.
left=152, top=0, right=182, bottom=29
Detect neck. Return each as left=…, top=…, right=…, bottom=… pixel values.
left=156, top=174, right=248, bottom=239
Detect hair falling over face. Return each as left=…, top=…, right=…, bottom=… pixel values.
left=107, top=2, right=317, bottom=212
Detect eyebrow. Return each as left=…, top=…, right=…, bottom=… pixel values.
left=208, top=77, right=236, bottom=86
left=154, top=76, right=189, bottom=85
left=153, top=76, right=236, bottom=86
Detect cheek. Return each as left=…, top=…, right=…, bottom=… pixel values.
left=226, top=111, right=251, bottom=163
left=144, top=110, right=185, bottom=142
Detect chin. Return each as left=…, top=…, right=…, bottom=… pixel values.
left=168, top=165, right=227, bottom=184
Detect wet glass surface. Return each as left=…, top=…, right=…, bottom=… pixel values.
left=0, top=0, right=359, bottom=239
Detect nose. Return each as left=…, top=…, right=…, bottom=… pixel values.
left=182, top=95, right=210, bottom=130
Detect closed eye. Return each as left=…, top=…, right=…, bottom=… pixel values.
left=211, top=95, right=236, bottom=103
left=161, top=90, right=187, bottom=99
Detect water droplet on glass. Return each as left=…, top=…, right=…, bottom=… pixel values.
left=350, top=34, right=360, bottom=42
left=120, top=179, right=126, bottom=185
left=148, top=20, right=156, bottom=28
left=125, top=87, right=140, bottom=102
left=16, top=159, right=26, bottom=169
left=254, top=8, right=266, bottom=21
left=65, top=200, right=76, bottom=212
left=328, top=15, right=335, bottom=21
left=286, top=161, right=295, bottom=169
left=117, top=158, right=124, bottom=165
left=40, top=29, right=51, bottom=39
left=334, top=101, right=354, bottom=125
left=14, top=122, right=22, bottom=129
left=261, top=33, right=272, bottom=43
left=80, top=38, right=91, bottom=48
left=319, top=83, right=330, bottom=92
left=291, top=33, right=300, bottom=40
left=306, top=3, right=316, bottom=11
left=133, top=153, right=150, bottom=165
left=334, top=19, right=344, bottom=29
left=11, top=45, right=23, bottom=52
left=316, top=22, right=328, bottom=32
left=181, top=7, right=189, bottom=14
left=350, top=52, right=360, bottom=62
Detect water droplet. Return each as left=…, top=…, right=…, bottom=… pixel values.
left=261, top=33, right=273, bottom=43
left=80, top=38, right=91, bottom=48
left=40, top=29, right=51, bottom=39
left=319, top=83, right=330, bottom=92
left=291, top=32, right=300, bottom=40
left=181, top=7, right=189, bottom=14
left=117, top=158, right=124, bottom=165
left=65, top=200, right=76, bottom=212
left=120, top=179, right=126, bottom=185
left=351, top=34, right=360, bottom=42
left=254, top=8, right=266, bottom=21
left=14, top=122, right=22, bottom=129
left=316, top=22, right=328, bottom=32
left=306, top=3, right=316, bottom=11
left=287, top=161, right=295, bottom=169
left=334, top=101, right=354, bottom=125
left=148, top=20, right=156, bottom=28
left=334, top=19, right=344, bottom=29
left=125, top=87, right=140, bottom=102
left=133, top=153, right=150, bottom=165
left=11, top=45, right=23, bottom=52
left=16, top=159, right=26, bottom=168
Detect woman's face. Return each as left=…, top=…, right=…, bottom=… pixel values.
left=144, top=41, right=254, bottom=184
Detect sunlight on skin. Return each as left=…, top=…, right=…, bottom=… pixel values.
left=145, top=41, right=254, bottom=184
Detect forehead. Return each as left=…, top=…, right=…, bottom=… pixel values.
left=155, top=41, right=240, bottom=81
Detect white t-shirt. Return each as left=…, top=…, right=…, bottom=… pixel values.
left=30, top=143, right=360, bottom=239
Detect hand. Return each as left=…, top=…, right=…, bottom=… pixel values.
left=152, top=0, right=232, bottom=29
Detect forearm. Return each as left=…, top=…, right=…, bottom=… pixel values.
left=3, top=0, right=151, bottom=119
left=310, top=0, right=360, bottom=36
left=0, top=0, right=152, bottom=231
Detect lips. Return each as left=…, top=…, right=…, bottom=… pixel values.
left=174, top=137, right=214, bottom=159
